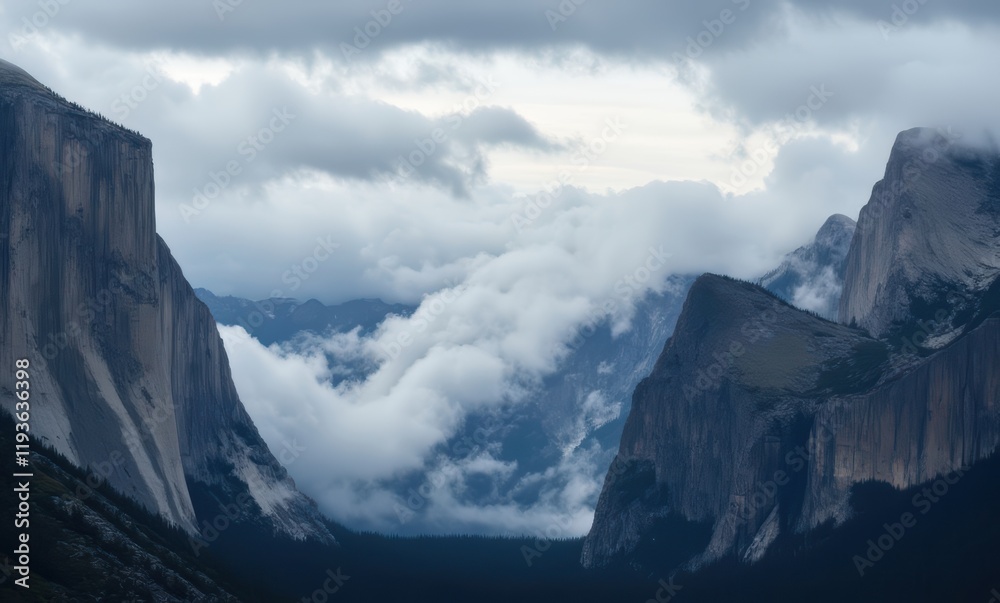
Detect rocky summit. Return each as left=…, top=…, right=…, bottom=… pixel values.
left=0, top=58, right=334, bottom=546
left=840, top=127, right=1000, bottom=342
left=583, top=127, right=1000, bottom=569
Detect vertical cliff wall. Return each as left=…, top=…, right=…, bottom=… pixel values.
left=800, top=317, right=1000, bottom=529
left=0, top=58, right=333, bottom=543
left=582, top=275, right=881, bottom=567
left=584, top=128, right=1000, bottom=569
left=839, top=128, right=1000, bottom=340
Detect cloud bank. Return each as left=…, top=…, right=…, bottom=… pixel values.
left=3, top=0, right=999, bottom=536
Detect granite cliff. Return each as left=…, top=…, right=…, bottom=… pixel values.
left=0, top=58, right=333, bottom=545
left=840, top=127, right=1000, bottom=342
left=583, top=127, right=1000, bottom=569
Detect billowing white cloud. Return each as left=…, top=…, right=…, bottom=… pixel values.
left=3, top=0, right=998, bottom=538
left=212, top=159, right=862, bottom=533
left=791, top=265, right=842, bottom=315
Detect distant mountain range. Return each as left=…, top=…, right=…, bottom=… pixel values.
left=194, top=289, right=414, bottom=347
left=192, top=211, right=856, bottom=534
left=193, top=211, right=854, bottom=534
left=759, top=213, right=856, bottom=320
left=195, top=279, right=693, bottom=533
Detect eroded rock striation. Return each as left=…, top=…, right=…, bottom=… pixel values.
left=583, top=127, right=1000, bottom=568
left=0, top=58, right=334, bottom=544
left=839, top=127, right=1000, bottom=341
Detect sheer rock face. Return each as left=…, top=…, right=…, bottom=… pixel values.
left=800, top=316, right=1000, bottom=530
left=0, top=58, right=334, bottom=543
left=582, top=275, right=880, bottom=567
left=839, top=127, right=1000, bottom=340
left=583, top=128, right=1000, bottom=569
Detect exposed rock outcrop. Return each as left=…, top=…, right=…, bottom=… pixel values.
left=839, top=127, right=1000, bottom=341
left=0, top=58, right=333, bottom=544
left=582, top=275, right=884, bottom=566
left=799, top=315, right=1000, bottom=530
left=583, top=127, right=1000, bottom=569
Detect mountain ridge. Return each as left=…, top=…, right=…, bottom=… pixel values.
left=583, top=127, right=1000, bottom=570
left=582, top=272, right=882, bottom=567
left=759, top=213, right=856, bottom=320
left=0, top=58, right=334, bottom=547
left=839, top=127, right=1000, bottom=340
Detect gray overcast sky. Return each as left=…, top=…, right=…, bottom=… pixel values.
left=4, top=1, right=999, bottom=305
left=3, top=1, right=998, bottom=534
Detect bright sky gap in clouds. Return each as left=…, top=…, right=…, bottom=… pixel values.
left=4, top=0, right=999, bottom=535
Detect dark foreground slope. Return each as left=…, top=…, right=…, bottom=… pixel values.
left=0, top=412, right=250, bottom=602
